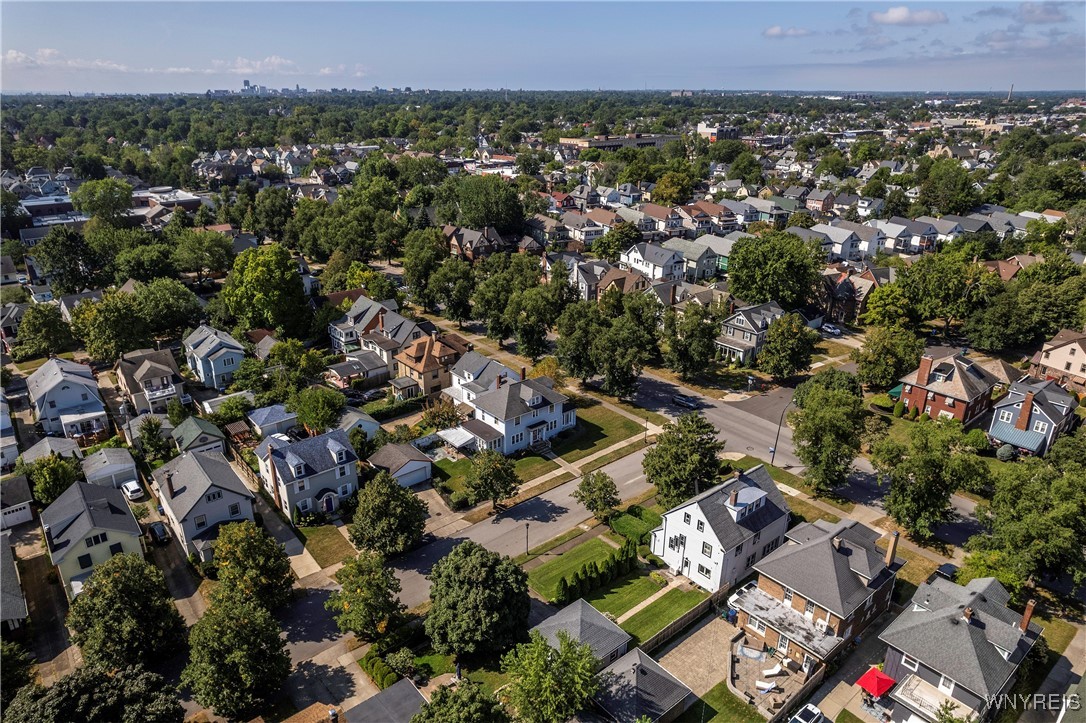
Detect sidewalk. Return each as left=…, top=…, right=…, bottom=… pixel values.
left=1020, top=623, right=1086, bottom=723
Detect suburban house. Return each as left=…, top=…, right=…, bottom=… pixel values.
left=41, top=481, right=143, bottom=598
left=526, top=214, right=568, bottom=246
left=19, top=436, right=82, bottom=465
left=593, top=648, right=694, bottom=723
left=0, top=398, right=16, bottom=471
left=888, top=216, right=938, bottom=253
left=620, top=243, right=684, bottom=281
left=443, top=224, right=503, bottom=261
left=714, top=301, right=786, bottom=365
left=899, top=353, right=1005, bottom=425
left=650, top=465, right=790, bottom=593
left=447, top=371, right=576, bottom=455
left=732, top=519, right=904, bottom=671
left=810, top=223, right=860, bottom=261
left=443, top=351, right=517, bottom=406
left=342, top=678, right=426, bottom=723
left=879, top=578, right=1040, bottom=723
left=152, top=451, right=255, bottom=562
left=617, top=183, right=643, bottom=206
left=562, top=212, right=605, bottom=248
left=1, top=476, right=33, bottom=530
left=367, top=443, right=432, bottom=487
left=115, top=348, right=184, bottom=415
left=805, top=189, right=835, bottom=215
left=328, top=295, right=398, bottom=353
left=916, top=215, right=964, bottom=243
left=639, top=203, right=684, bottom=237
left=1028, top=329, right=1086, bottom=392
left=247, top=404, right=298, bottom=439
left=357, top=308, right=435, bottom=377
left=172, top=416, right=226, bottom=455
left=987, top=377, right=1075, bottom=456
left=183, top=325, right=246, bottom=389
left=570, top=184, right=600, bottom=210
left=661, top=238, right=718, bottom=281
left=1, top=532, right=27, bottom=633
left=256, top=429, right=359, bottom=518
left=698, top=233, right=747, bottom=274
left=81, top=448, right=137, bottom=488
left=1, top=302, right=28, bottom=353
left=531, top=598, right=632, bottom=670
left=58, top=290, right=103, bottom=323
left=27, top=358, right=108, bottom=441
left=675, top=205, right=713, bottom=236
left=393, top=333, right=470, bottom=398
left=334, top=406, right=381, bottom=441
left=327, top=355, right=388, bottom=389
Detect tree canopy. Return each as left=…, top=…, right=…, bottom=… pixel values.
left=727, top=231, right=825, bottom=310
left=500, top=630, right=600, bottom=723
left=348, top=470, right=428, bottom=555
left=642, top=413, right=725, bottom=508
left=326, top=550, right=405, bottom=640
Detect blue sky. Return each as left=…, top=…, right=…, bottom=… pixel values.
left=2, top=2, right=1083, bottom=93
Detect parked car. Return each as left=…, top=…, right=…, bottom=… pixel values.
left=362, top=387, right=388, bottom=402
left=121, top=480, right=144, bottom=501
left=671, top=393, right=700, bottom=409
left=788, top=704, right=825, bottom=723
left=822, top=323, right=842, bottom=336
left=147, top=521, right=170, bottom=545
left=925, top=563, right=959, bottom=585
left=727, top=580, right=757, bottom=609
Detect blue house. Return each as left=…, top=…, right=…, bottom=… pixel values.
left=183, top=325, right=246, bottom=389
left=987, top=377, right=1075, bottom=456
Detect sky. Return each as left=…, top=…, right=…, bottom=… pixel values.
left=1, top=1, right=1084, bottom=93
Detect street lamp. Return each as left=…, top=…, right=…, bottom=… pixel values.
left=525, top=522, right=529, bottom=557
left=770, top=392, right=797, bottom=466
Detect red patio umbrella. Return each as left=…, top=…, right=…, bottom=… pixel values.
left=856, top=667, right=896, bottom=697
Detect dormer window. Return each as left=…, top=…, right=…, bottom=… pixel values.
left=993, top=644, right=1011, bottom=661
left=294, top=464, right=305, bottom=477
left=336, top=450, right=346, bottom=463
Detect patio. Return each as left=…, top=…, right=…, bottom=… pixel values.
left=731, top=639, right=812, bottom=719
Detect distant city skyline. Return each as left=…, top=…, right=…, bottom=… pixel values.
left=2, top=2, right=1084, bottom=94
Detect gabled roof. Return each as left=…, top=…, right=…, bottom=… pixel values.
left=471, top=377, right=567, bottom=422
left=183, top=325, right=244, bottom=359
left=27, top=358, right=97, bottom=403
left=20, top=436, right=83, bottom=464
left=900, top=353, right=1002, bottom=403
left=256, top=429, right=357, bottom=482
left=662, top=465, right=788, bottom=550
left=880, top=577, right=1040, bottom=698
left=992, top=377, right=1073, bottom=421
left=41, top=482, right=141, bottom=561
left=1, top=533, right=27, bottom=622
left=173, top=416, right=225, bottom=450
left=343, top=678, right=425, bottom=723
left=594, top=648, right=692, bottom=722
left=725, top=301, right=786, bottom=330
left=153, top=451, right=253, bottom=521
left=1, top=475, right=32, bottom=509
left=451, top=351, right=516, bottom=393
left=81, top=447, right=136, bottom=477
left=367, top=443, right=430, bottom=475
left=116, top=348, right=180, bottom=391
left=531, top=598, right=632, bottom=660
left=626, top=242, right=682, bottom=268
left=247, top=404, right=297, bottom=429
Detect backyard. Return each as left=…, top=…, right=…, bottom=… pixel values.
left=526, top=537, right=616, bottom=601
left=411, top=650, right=507, bottom=695
left=297, top=524, right=356, bottom=569
left=583, top=571, right=666, bottom=618
left=620, top=587, right=709, bottom=645
left=676, top=680, right=765, bottom=723
left=551, top=403, right=643, bottom=464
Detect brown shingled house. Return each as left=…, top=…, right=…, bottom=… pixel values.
left=393, top=333, right=472, bottom=397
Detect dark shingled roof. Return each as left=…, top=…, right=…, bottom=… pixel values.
left=594, top=648, right=692, bottom=723
left=153, top=451, right=253, bottom=522
left=41, top=482, right=140, bottom=563
left=532, top=599, right=632, bottom=662
left=472, top=377, right=567, bottom=422
left=255, top=430, right=357, bottom=483
left=1, top=532, right=27, bottom=621
left=664, top=464, right=788, bottom=550
left=1, top=475, right=32, bottom=509
left=343, top=678, right=425, bottom=723
left=367, top=443, right=430, bottom=475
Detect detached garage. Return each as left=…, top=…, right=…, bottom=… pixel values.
left=1, top=475, right=33, bottom=530
left=367, top=443, right=432, bottom=488
left=82, top=448, right=138, bottom=489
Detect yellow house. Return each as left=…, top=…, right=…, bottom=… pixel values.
left=41, top=482, right=143, bottom=599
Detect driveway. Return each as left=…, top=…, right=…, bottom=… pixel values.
left=18, top=551, right=80, bottom=684
left=147, top=535, right=207, bottom=626
left=656, top=615, right=738, bottom=696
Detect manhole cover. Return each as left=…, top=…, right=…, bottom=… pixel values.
left=746, top=446, right=754, bottom=451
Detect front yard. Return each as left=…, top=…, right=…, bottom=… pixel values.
left=552, top=403, right=643, bottom=463
left=731, top=455, right=855, bottom=513
left=620, top=587, right=708, bottom=645
left=433, top=456, right=471, bottom=496
left=297, top=525, right=356, bottom=569
left=513, top=453, right=558, bottom=482
left=526, top=537, right=616, bottom=601
left=583, top=571, right=665, bottom=618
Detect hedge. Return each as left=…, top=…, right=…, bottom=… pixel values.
left=360, top=649, right=401, bottom=690
left=363, top=396, right=425, bottom=421
left=555, top=538, right=639, bottom=605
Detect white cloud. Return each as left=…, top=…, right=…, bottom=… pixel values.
left=210, top=55, right=300, bottom=75
left=869, top=6, right=949, bottom=26
left=763, top=25, right=812, bottom=38
left=2, top=48, right=128, bottom=72
left=1019, top=2, right=1069, bottom=24
left=318, top=65, right=345, bottom=76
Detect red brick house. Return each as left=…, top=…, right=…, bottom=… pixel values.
left=899, top=354, right=1006, bottom=424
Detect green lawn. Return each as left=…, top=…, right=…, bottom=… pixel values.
left=433, top=456, right=472, bottom=495
left=413, top=651, right=455, bottom=679
left=581, top=392, right=669, bottom=426
left=609, top=505, right=663, bottom=543
left=527, top=537, right=617, bottom=601
left=878, top=542, right=938, bottom=606
left=410, top=650, right=507, bottom=693
left=676, top=680, right=764, bottom=723
left=786, top=495, right=842, bottom=525
left=835, top=711, right=865, bottom=723
left=620, top=587, right=708, bottom=645
left=297, top=525, right=356, bottom=569
left=513, top=454, right=559, bottom=482
left=993, top=611, right=1077, bottom=723
left=14, top=350, right=76, bottom=373
left=583, top=571, right=665, bottom=617
left=552, top=404, right=642, bottom=463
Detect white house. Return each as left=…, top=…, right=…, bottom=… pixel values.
left=1, top=475, right=33, bottom=530
left=153, top=451, right=256, bottom=562
left=811, top=223, right=861, bottom=261
left=453, top=374, right=576, bottom=455
left=27, top=358, right=108, bottom=440
left=172, top=416, right=226, bottom=455
left=183, top=325, right=246, bottom=389
left=620, top=243, right=684, bottom=282
left=650, top=465, right=790, bottom=592
left=443, top=351, right=518, bottom=406
left=661, top=238, right=718, bottom=281
left=81, top=448, right=138, bottom=488
left=0, top=398, right=17, bottom=471
left=367, top=443, right=432, bottom=487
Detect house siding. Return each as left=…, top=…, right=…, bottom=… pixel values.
left=54, top=530, right=143, bottom=598
left=884, top=646, right=988, bottom=721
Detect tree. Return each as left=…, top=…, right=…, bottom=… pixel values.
left=642, top=413, right=725, bottom=508
left=166, top=397, right=189, bottom=426
left=919, top=158, right=976, bottom=215
left=212, top=521, right=295, bottom=610
left=113, top=244, right=177, bottom=284
left=412, top=681, right=508, bottom=723
left=345, top=263, right=402, bottom=306
left=66, top=553, right=185, bottom=669
left=458, top=174, right=524, bottom=233
left=898, top=253, right=1001, bottom=334
left=861, top=283, right=919, bottom=329
left=727, top=232, right=825, bottom=310
left=138, top=415, right=171, bottom=461
left=10, top=303, right=72, bottom=360
left=787, top=211, right=816, bottom=229
left=872, top=420, right=990, bottom=539
left=1, top=640, right=33, bottom=708
left=651, top=171, right=694, bottom=206
left=465, top=449, right=520, bottom=509
left=956, top=549, right=1027, bottom=604
left=181, top=597, right=291, bottom=719
left=69, top=292, right=150, bottom=362
left=133, top=277, right=203, bottom=339
left=793, top=368, right=862, bottom=409
left=851, top=326, right=925, bottom=389
left=19, top=453, right=82, bottom=506
left=402, top=227, right=449, bottom=309
left=591, top=316, right=650, bottom=398
left=5, top=665, right=182, bottom=723
left=348, top=471, right=428, bottom=555
left=172, top=229, right=234, bottom=286
left=501, top=630, right=600, bottom=723
left=593, top=221, right=642, bottom=263
left=32, top=225, right=104, bottom=295
left=789, top=387, right=864, bottom=495
left=288, top=386, right=346, bottom=435
left=758, top=313, right=819, bottom=379
left=556, top=301, right=605, bottom=384
left=430, top=256, right=475, bottom=325
left=252, top=187, right=295, bottom=241
left=425, top=540, right=530, bottom=657
left=325, top=550, right=405, bottom=640
left=573, top=470, right=620, bottom=521
left=662, top=304, right=718, bottom=379
left=505, top=285, right=552, bottom=360
left=71, top=178, right=133, bottom=226
left=220, top=243, right=310, bottom=336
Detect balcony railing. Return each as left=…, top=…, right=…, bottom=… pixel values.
left=145, top=384, right=177, bottom=401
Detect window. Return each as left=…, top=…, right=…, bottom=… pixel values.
left=697, top=564, right=711, bottom=578
left=294, top=464, right=305, bottom=477
left=1071, top=347, right=1077, bottom=357
left=512, top=432, right=524, bottom=445
left=81, top=392, right=89, bottom=401
left=85, top=532, right=108, bottom=548
left=938, top=675, right=955, bottom=695
left=224, top=357, right=234, bottom=367
left=1033, top=421, right=1049, bottom=434
left=48, top=400, right=56, bottom=408
left=109, top=542, right=123, bottom=556
left=804, top=600, right=816, bottom=617
left=337, top=466, right=347, bottom=478
left=339, top=484, right=351, bottom=497
left=228, top=503, right=241, bottom=517
left=296, top=479, right=308, bottom=493
left=904, top=385, right=912, bottom=393
left=735, top=542, right=743, bottom=554
left=206, top=490, right=222, bottom=503
left=336, top=450, right=346, bottom=463
left=945, top=398, right=954, bottom=407
left=901, top=653, right=919, bottom=671
left=1066, top=362, right=1073, bottom=371
left=298, top=499, right=311, bottom=513
left=696, top=520, right=705, bottom=532
left=999, top=410, right=1013, bottom=423
left=195, top=515, right=207, bottom=530
left=683, top=512, right=691, bottom=524
left=783, top=589, right=794, bottom=604
left=78, top=554, right=93, bottom=570
left=701, top=542, right=713, bottom=557
left=745, top=553, right=756, bottom=567
left=748, top=616, right=767, bottom=634
left=753, top=531, right=761, bottom=544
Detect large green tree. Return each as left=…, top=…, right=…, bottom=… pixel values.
left=556, top=301, right=606, bottom=384
left=71, top=178, right=133, bottom=226
left=430, top=256, right=476, bottom=325
left=919, top=158, right=976, bottom=215
left=789, top=386, right=864, bottom=495
left=593, top=221, right=642, bottom=263
left=113, top=244, right=177, bottom=285
left=758, top=313, right=819, bottom=379
left=591, top=316, right=650, bottom=398
left=425, top=540, right=530, bottom=657
left=5, top=665, right=182, bottom=723
left=402, top=227, right=449, bottom=309
left=851, top=326, right=925, bottom=389
left=10, top=304, right=73, bottom=361
left=287, top=386, right=346, bottom=435
left=642, top=413, right=725, bottom=508
left=172, top=229, right=234, bottom=286
left=69, top=292, right=151, bottom=363
left=500, top=630, right=600, bottom=723
left=325, top=550, right=405, bottom=640
left=411, top=681, right=508, bottom=723
left=572, top=470, right=620, bottom=522
left=252, top=187, right=295, bottom=241
left=1, top=640, right=33, bottom=708
left=18, top=453, right=82, bottom=506
left=32, top=226, right=104, bottom=295
left=662, top=304, right=719, bottom=380
left=133, top=277, right=203, bottom=339
left=861, top=283, right=920, bottom=329
left=211, top=520, right=295, bottom=610
left=465, top=449, right=520, bottom=509
left=457, top=174, right=524, bottom=233
left=792, top=368, right=862, bottom=409
left=66, top=553, right=185, bottom=669
left=219, top=243, right=310, bottom=336
left=348, top=470, right=428, bottom=555
left=727, top=231, right=824, bottom=309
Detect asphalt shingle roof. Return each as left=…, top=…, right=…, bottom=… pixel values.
left=19, top=436, right=83, bottom=464
left=343, top=678, right=425, bottom=723
left=27, top=358, right=97, bottom=403
left=367, top=443, right=430, bottom=475
left=256, top=430, right=357, bottom=482
left=1, top=533, right=27, bottom=621
left=153, top=451, right=253, bottom=521
left=173, top=416, right=225, bottom=450
left=81, top=447, right=136, bottom=479
left=532, top=599, right=632, bottom=661
left=471, top=377, right=568, bottom=422
left=899, top=354, right=1002, bottom=403
left=665, top=465, right=788, bottom=550
left=594, top=649, right=692, bottom=722
left=1, top=475, right=32, bottom=509
left=41, top=482, right=140, bottom=562
left=246, top=404, right=297, bottom=429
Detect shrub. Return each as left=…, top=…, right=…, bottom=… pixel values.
left=870, top=394, right=894, bottom=410
left=449, top=491, right=470, bottom=510
left=385, top=647, right=416, bottom=678
left=555, top=577, right=570, bottom=605
left=996, top=444, right=1016, bottom=462
left=637, top=544, right=650, bottom=559
left=892, top=400, right=905, bottom=418
left=962, top=428, right=989, bottom=453
left=908, top=406, right=919, bottom=420
left=647, top=554, right=666, bottom=568
left=918, top=412, right=930, bottom=422
left=649, top=571, right=667, bottom=587
left=382, top=671, right=400, bottom=689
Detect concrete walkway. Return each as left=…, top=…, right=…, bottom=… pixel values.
left=1020, top=623, right=1086, bottom=722
left=616, top=575, right=681, bottom=624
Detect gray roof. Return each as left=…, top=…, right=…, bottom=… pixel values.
left=153, top=451, right=253, bottom=521
left=472, top=377, right=568, bottom=422
left=247, top=404, right=297, bottom=429
left=629, top=242, right=682, bottom=268
left=900, top=354, right=1002, bottom=403
left=173, top=416, right=225, bottom=450
left=115, top=348, right=180, bottom=391
left=461, top=417, right=504, bottom=443
left=755, top=519, right=902, bottom=618
left=726, top=301, right=786, bottom=330
left=880, top=577, right=1041, bottom=698
left=665, top=465, right=788, bottom=550
left=27, top=358, right=97, bottom=403
left=124, top=413, right=174, bottom=445
left=343, top=678, right=425, bottom=723
left=1, top=532, right=27, bottom=621
left=252, top=335, right=279, bottom=361
left=451, top=351, right=516, bottom=394
left=20, top=436, right=83, bottom=464
left=661, top=238, right=714, bottom=262
left=336, top=406, right=380, bottom=434
left=81, top=447, right=136, bottom=478
left=1, top=475, right=32, bottom=509
left=256, top=429, right=357, bottom=482
left=532, top=599, right=632, bottom=661
left=367, top=443, right=430, bottom=475
left=183, top=325, right=244, bottom=360
left=41, top=482, right=141, bottom=562
left=201, top=390, right=256, bottom=414
left=992, top=377, right=1073, bottom=423
left=594, top=648, right=692, bottom=722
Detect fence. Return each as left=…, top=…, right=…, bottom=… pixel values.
left=638, top=584, right=732, bottom=654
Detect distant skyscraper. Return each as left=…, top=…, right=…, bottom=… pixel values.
left=243, top=79, right=250, bottom=89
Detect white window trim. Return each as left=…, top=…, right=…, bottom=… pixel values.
left=938, top=674, right=955, bottom=695
left=998, top=410, right=1013, bottom=423
left=748, top=616, right=767, bottom=635
left=901, top=653, right=919, bottom=672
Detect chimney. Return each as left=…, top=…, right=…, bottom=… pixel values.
left=963, top=606, right=973, bottom=622
left=1020, top=599, right=1036, bottom=632
left=728, top=489, right=738, bottom=506
left=1014, top=391, right=1035, bottom=431
left=884, top=531, right=899, bottom=567
left=377, top=311, right=384, bottom=332
left=165, top=471, right=175, bottom=498
left=267, top=443, right=282, bottom=512
left=832, top=536, right=842, bottom=550
left=917, top=355, right=934, bottom=385
left=520, top=366, right=526, bottom=381
left=495, top=375, right=504, bottom=390
left=669, top=283, right=676, bottom=306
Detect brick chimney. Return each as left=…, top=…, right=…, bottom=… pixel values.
left=520, top=366, right=526, bottom=381
left=495, top=374, right=504, bottom=390
left=1020, top=599, right=1036, bottom=632
left=917, top=355, right=934, bottom=385
left=963, top=606, right=973, bottom=622
left=728, top=489, right=738, bottom=506
left=164, top=471, right=175, bottom=498
left=377, top=311, right=384, bottom=332
left=884, top=531, right=899, bottom=567
left=266, top=443, right=282, bottom=511
left=832, top=536, right=842, bottom=550
left=1014, top=391, right=1035, bottom=431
